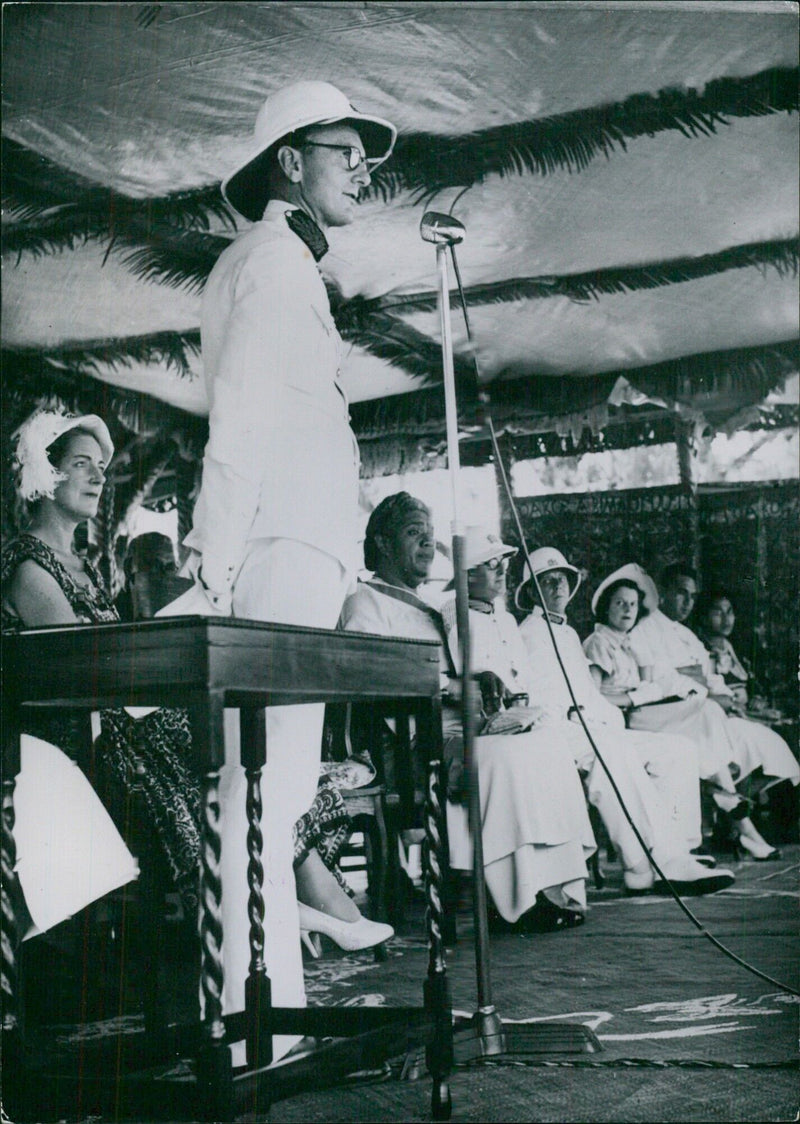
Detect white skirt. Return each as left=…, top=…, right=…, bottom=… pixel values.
left=447, top=727, right=595, bottom=921
left=13, top=735, right=139, bottom=938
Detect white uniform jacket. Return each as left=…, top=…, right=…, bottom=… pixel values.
left=184, top=200, right=361, bottom=594
left=518, top=606, right=626, bottom=728
left=630, top=610, right=730, bottom=696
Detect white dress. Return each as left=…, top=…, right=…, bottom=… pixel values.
left=582, top=623, right=740, bottom=796
left=14, top=735, right=138, bottom=938
left=343, top=582, right=595, bottom=921
left=519, top=607, right=703, bottom=857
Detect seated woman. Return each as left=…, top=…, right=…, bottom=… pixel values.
left=341, top=495, right=595, bottom=933
left=2, top=409, right=139, bottom=941
left=3, top=409, right=204, bottom=909
left=693, top=588, right=792, bottom=723
left=583, top=565, right=781, bottom=861
left=692, top=586, right=799, bottom=831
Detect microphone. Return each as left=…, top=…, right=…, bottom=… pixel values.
left=419, top=211, right=465, bottom=245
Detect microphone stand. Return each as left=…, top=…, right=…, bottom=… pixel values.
left=422, top=213, right=600, bottom=1064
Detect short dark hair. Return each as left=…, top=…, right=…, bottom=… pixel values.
left=660, top=562, right=699, bottom=590
left=594, top=578, right=648, bottom=626
left=363, top=492, right=431, bottom=571
left=123, top=532, right=177, bottom=585
left=693, top=587, right=733, bottom=623
left=45, top=427, right=98, bottom=469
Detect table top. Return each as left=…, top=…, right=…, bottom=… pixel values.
left=3, top=616, right=441, bottom=709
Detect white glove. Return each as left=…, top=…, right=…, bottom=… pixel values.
left=627, top=681, right=665, bottom=707
left=157, top=551, right=232, bottom=617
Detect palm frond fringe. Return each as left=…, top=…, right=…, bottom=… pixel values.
left=4, top=329, right=202, bottom=381
left=350, top=338, right=799, bottom=437
left=4, top=330, right=795, bottom=448
left=369, top=66, right=799, bottom=201
left=371, top=238, right=800, bottom=318
left=1, top=137, right=238, bottom=257
left=3, top=67, right=795, bottom=256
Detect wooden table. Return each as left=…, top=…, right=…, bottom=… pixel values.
left=2, top=617, right=453, bottom=1121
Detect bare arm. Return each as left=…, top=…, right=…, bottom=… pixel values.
left=6, top=560, right=80, bottom=627
left=587, top=663, right=634, bottom=708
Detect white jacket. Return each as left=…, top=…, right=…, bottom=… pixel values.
left=184, top=200, right=361, bottom=596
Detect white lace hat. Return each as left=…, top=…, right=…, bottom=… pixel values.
left=12, top=407, right=114, bottom=501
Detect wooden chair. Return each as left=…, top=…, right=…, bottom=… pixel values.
left=323, top=702, right=425, bottom=940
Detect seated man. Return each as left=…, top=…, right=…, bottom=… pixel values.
left=629, top=564, right=799, bottom=835
left=445, top=539, right=733, bottom=897
left=341, top=493, right=595, bottom=933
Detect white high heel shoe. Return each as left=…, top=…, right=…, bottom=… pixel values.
left=298, top=903, right=394, bottom=955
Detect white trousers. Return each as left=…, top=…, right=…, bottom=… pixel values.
left=564, top=721, right=702, bottom=867
left=724, top=716, right=800, bottom=789
left=217, top=539, right=350, bottom=1064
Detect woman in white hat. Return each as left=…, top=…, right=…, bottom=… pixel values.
left=176, top=81, right=397, bottom=1062
left=583, top=566, right=779, bottom=861
left=2, top=407, right=140, bottom=940
left=516, top=549, right=735, bottom=896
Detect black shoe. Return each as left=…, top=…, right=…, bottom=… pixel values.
left=652, top=869, right=735, bottom=896
left=487, top=906, right=518, bottom=934
left=690, top=845, right=717, bottom=867
left=520, top=895, right=586, bottom=934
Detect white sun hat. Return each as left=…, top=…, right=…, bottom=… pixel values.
left=461, top=526, right=517, bottom=570
left=222, top=80, right=397, bottom=222
left=590, top=563, right=659, bottom=617
left=12, top=407, right=114, bottom=502
left=515, top=546, right=582, bottom=610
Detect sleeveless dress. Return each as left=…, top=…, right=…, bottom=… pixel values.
left=2, top=535, right=202, bottom=903
left=2, top=535, right=353, bottom=907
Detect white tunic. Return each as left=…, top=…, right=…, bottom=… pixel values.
left=630, top=611, right=799, bottom=788
left=185, top=199, right=361, bottom=594
left=343, top=584, right=594, bottom=920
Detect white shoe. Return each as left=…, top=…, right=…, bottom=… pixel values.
left=654, top=856, right=735, bottom=896
left=623, top=866, right=655, bottom=894
left=298, top=903, right=394, bottom=953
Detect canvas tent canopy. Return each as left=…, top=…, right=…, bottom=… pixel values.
left=2, top=2, right=798, bottom=499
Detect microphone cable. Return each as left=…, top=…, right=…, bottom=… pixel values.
left=445, top=238, right=799, bottom=999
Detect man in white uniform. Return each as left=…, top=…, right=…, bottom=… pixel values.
left=342, top=496, right=596, bottom=932
left=630, top=565, right=799, bottom=803
left=180, top=81, right=396, bottom=1061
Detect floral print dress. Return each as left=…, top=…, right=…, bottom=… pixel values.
left=2, top=534, right=202, bottom=901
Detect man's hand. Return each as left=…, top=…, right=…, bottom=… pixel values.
left=481, top=705, right=545, bottom=735
left=711, top=693, right=743, bottom=716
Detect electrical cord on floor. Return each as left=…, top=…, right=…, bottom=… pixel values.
left=447, top=242, right=800, bottom=1000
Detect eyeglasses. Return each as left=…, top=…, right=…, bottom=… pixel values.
left=300, top=142, right=374, bottom=171
left=482, top=557, right=509, bottom=572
